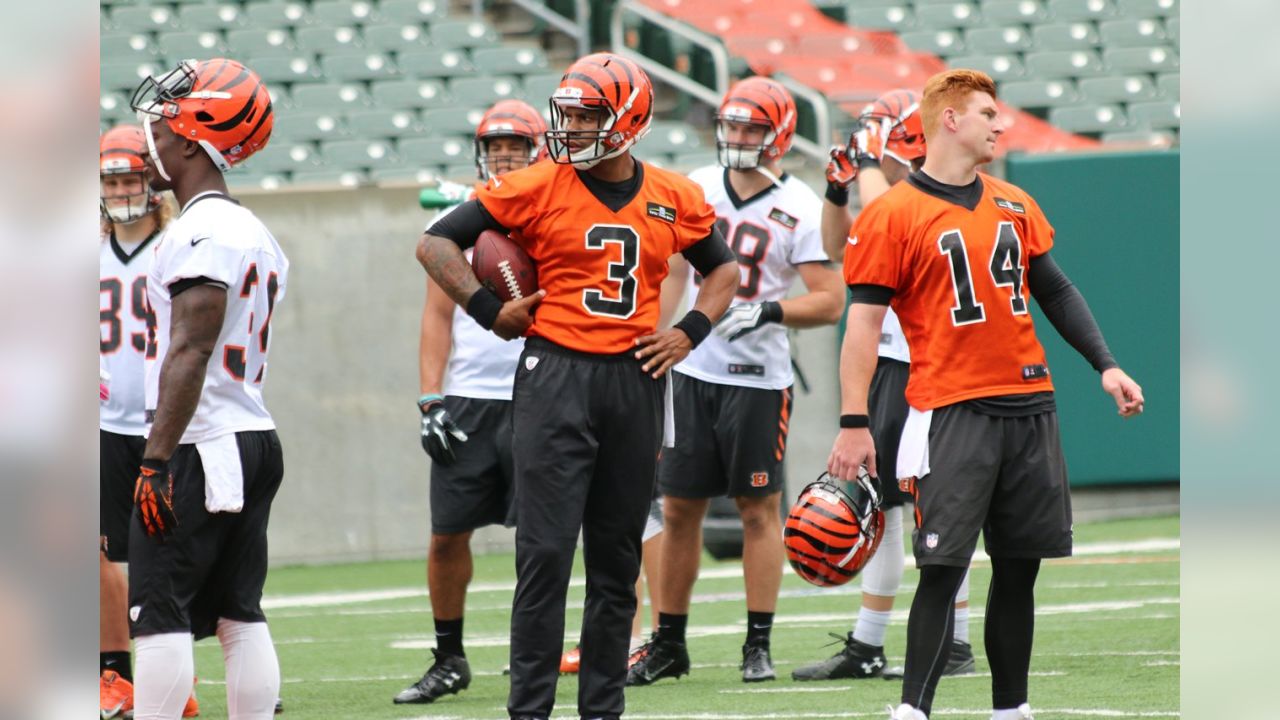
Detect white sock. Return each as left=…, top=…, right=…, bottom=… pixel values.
left=953, top=606, right=970, bottom=644
left=217, top=618, right=281, bottom=720
left=133, top=632, right=194, bottom=720
left=892, top=703, right=929, bottom=720
left=991, top=703, right=1032, bottom=719
left=852, top=607, right=892, bottom=647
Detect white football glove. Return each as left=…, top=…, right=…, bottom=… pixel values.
left=713, top=301, right=783, bottom=342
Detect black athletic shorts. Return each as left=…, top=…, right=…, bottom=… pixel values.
left=430, top=395, right=515, bottom=535
left=905, top=403, right=1072, bottom=567
left=868, top=357, right=912, bottom=508
left=101, top=429, right=146, bottom=562
left=128, top=430, right=284, bottom=640
left=658, top=372, right=792, bottom=499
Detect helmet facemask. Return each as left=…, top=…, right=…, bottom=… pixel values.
left=715, top=115, right=778, bottom=170
left=99, top=170, right=155, bottom=224
left=132, top=59, right=237, bottom=174
left=546, top=87, right=645, bottom=169
left=474, top=135, right=539, bottom=181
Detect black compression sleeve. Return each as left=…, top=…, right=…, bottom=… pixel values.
left=169, top=276, right=228, bottom=297
left=847, top=283, right=894, bottom=305
left=426, top=199, right=507, bottom=249
left=681, top=225, right=736, bottom=277
left=1027, top=253, right=1118, bottom=373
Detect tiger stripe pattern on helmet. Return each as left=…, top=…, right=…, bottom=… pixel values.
left=784, top=472, right=885, bottom=587
left=715, top=76, right=797, bottom=170
left=473, top=99, right=548, bottom=180
left=546, top=53, right=653, bottom=169
left=860, top=88, right=926, bottom=165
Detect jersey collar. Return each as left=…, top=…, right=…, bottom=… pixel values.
left=722, top=168, right=788, bottom=210
left=109, top=226, right=161, bottom=266
left=575, top=158, right=645, bottom=214
left=181, top=190, right=240, bottom=216
left=906, top=171, right=984, bottom=211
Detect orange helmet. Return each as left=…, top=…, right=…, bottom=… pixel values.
left=715, top=76, right=797, bottom=170
left=474, top=99, right=548, bottom=181
left=130, top=58, right=274, bottom=176
left=100, top=125, right=158, bottom=224
left=546, top=53, right=653, bottom=169
left=784, top=471, right=885, bottom=588
left=860, top=88, right=925, bottom=166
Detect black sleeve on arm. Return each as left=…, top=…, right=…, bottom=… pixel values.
left=1027, top=252, right=1118, bottom=373
left=848, top=284, right=894, bottom=306
left=169, top=276, right=228, bottom=298
left=681, top=225, right=736, bottom=277
left=426, top=199, right=508, bottom=249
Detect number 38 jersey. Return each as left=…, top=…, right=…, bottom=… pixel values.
left=100, top=233, right=159, bottom=435
left=844, top=172, right=1054, bottom=410
left=146, top=193, right=289, bottom=444
left=677, top=166, right=828, bottom=390
left=474, top=160, right=715, bottom=354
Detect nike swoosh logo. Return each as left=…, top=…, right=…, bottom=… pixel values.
left=847, top=235, right=858, bottom=246
left=191, top=236, right=211, bottom=246
left=492, top=177, right=502, bottom=188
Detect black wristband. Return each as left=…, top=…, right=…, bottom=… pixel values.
left=673, top=310, right=712, bottom=348
left=839, top=414, right=870, bottom=429
left=761, top=300, right=783, bottom=324
left=465, top=288, right=503, bottom=330
left=825, top=182, right=850, bottom=207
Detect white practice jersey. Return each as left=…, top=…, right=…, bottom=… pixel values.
left=676, top=166, right=828, bottom=390
left=100, top=232, right=160, bottom=435
left=146, top=192, right=289, bottom=444
left=879, top=307, right=910, bottom=363
left=426, top=198, right=522, bottom=400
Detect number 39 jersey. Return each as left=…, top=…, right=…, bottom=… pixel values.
left=677, top=166, right=828, bottom=390
left=844, top=172, right=1054, bottom=410
left=100, top=233, right=159, bottom=435
left=146, top=193, right=289, bottom=444
left=474, top=160, right=715, bottom=354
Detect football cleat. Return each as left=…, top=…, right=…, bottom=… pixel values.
left=560, top=645, right=581, bottom=674
left=791, top=632, right=886, bottom=681
left=882, top=639, right=976, bottom=680
left=624, top=634, right=690, bottom=686
left=275, top=697, right=283, bottom=714
left=393, top=650, right=472, bottom=704
left=991, top=703, right=1034, bottom=719
left=887, top=703, right=928, bottom=720
left=100, top=670, right=134, bottom=719
left=740, top=637, right=776, bottom=683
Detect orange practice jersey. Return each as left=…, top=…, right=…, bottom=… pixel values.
left=475, top=160, right=715, bottom=353
left=844, top=173, right=1055, bottom=409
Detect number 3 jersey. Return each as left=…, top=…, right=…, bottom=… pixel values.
left=474, top=160, right=715, bottom=354
left=677, top=166, right=828, bottom=390
left=146, top=192, right=289, bottom=444
left=844, top=171, right=1054, bottom=410
left=100, top=232, right=159, bottom=435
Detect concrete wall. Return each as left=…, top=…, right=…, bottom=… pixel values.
left=240, top=184, right=842, bottom=565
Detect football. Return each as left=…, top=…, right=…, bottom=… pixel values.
left=471, top=229, right=537, bottom=302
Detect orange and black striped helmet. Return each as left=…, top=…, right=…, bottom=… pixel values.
left=860, top=88, right=926, bottom=166
left=784, top=471, right=885, bottom=588
left=99, top=125, right=158, bottom=223
left=474, top=99, right=548, bottom=181
left=131, top=58, right=274, bottom=173
left=546, top=53, right=653, bottom=169
left=715, top=76, right=797, bottom=170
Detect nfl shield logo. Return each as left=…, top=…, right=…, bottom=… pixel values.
left=925, top=532, right=939, bottom=549
left=525, top=356, right=539, bottom=371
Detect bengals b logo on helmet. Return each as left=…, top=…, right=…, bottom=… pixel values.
left=784, top=471, right=885, bottom=587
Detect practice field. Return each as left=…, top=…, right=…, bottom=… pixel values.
left=192, top=515, right=1179, bottom=719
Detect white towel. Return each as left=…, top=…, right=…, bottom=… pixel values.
left=662, top=371, right=676, bottom=448
left=895, top=406, right=933, bottom=481
left=196, top=433, right=245, bottom=513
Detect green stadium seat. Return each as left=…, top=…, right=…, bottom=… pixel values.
left=245, top=1, right=312, bottom=29
left=249, top=141, right=323, bottom=174
left=291, top=169, right=367, bottom=187
left=1115, top=0, right=1177, bottom=17
left=421, top=106, right=485, bottom=136
left=247, top=55, right=322, bottom=85
left=429, top=19, right=500, bottom=49
left=1100, top=129, right=1175, bottom=146
left=1078, top=75, right=1157, bottom=103
left=377, top=0, right=447, bottom=24
left=645, top=121, right=703, bottom=154
left=371, top=79, right=449, bottom=109
left=948, top=54, right=1026, bottom=81
left=311, top=0, right=379, bottom=26
left=442, top=163, right=483, bottom=182
left=226, top=171, right=289, bottom=192
left=1164, top=17, right=1178, bottom=45
left=100, top=91, right=130, bottom=121
left=345, top=108, right=423, bottom=138
left=846, top=5, right=916, bottom=32
left=369, top=167, right=439, bottom=185
left=1103, top=45, right=1178, bottom=72
left=1099, top=18, right=1166, bottom=47
left=272, top=111, right=346, bottom=142
left=1156, top=72, right=1178, bottom=99
left=1046, top=0, right=1117, bottom=20
left=291, top=83, right=372, bottom=111
left=1024, top=50, right=1106, bottom=78
left=1032, top=22, right=1100, bottom=50
left=981, top=0, right=1048, bottom=23
left=108, top=6, right=178, bottom=32
left=397, top=50, right=476, bottom=79
left=914, top=0, right=969, bottom=5
left=101, top=32, right=160, bottom=59
left=667, top=150, right=720, bottom=172
left=898, top=30, right=966, bottom=56
left=965, top=26, right=1033, bottom=53
left=176, top=3, right=247, bottom=31
left=1048, top=103, right=1127, bottom=132
left=1126, top=100, right=1179, bottom=129
left=915, top=3, right=983, bottom=30
left=321, top=52, right=399, bottom=81
left=999, top=78, right=1080, bottom=107
left=161, top=31, right=228, bottom=58
left=296, top=26, right=364, bottom=54
left=362, top=23, right=432, bottom=52
left=226, top=29, right=295, bottom=58
left=470, top=47, right=550, bottom=77
left=321, top=139, right=401, bottom=169
left=521, top=73, right=563, bottom=103
left=449, top=76, right=521, bottom=107
left=100, top=61, right=164, bottom=94
left=398, top=137, right=473, bottom=166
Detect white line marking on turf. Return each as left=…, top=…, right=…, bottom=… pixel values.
left=718, top=672, right=1068, bottom=694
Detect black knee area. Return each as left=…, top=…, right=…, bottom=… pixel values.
left=986, top=558, right=1042, bottom=709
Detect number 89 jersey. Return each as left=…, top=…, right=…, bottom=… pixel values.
left=100, top=233, right=158, bottom=435
left=146, top=194, right=289, bottom=443
left=677, top=166, right=828, bottom=390
left=844, top=172, right=1054, bottom=410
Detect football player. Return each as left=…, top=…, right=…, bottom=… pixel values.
left=627, top=76, right=844, bottom=686
left=416, top=52, right=738, bottom=720
left=128, top=58, right=288, bottom=720
left=829, top=69, right=1144, bottom=720
left=394, top=99, right=544, bottom=705
left=793, top=90, right=976, bottom=682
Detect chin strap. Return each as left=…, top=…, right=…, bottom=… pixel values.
left=754, top=165, right=784, bottom=188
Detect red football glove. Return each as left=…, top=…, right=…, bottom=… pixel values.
left=826, top=146, right=858, bottom=188
left=135, top=459, right=178, bottom=540
left=848, top=116, right=888, bottom=166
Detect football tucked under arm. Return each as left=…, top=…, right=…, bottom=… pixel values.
left=471, top=230, right=538, bottom=302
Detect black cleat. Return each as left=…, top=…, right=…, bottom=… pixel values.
left=740, top=637, right=776, bottom=682
left=882, top=639, right=977, bottom=680
left=274, top=697, right=283, bottom=714
left=393, top=650, right=472, bottom=704
left=791, top=633, right=886, bottom=681
left=625, top=634, right=690, bottom=686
